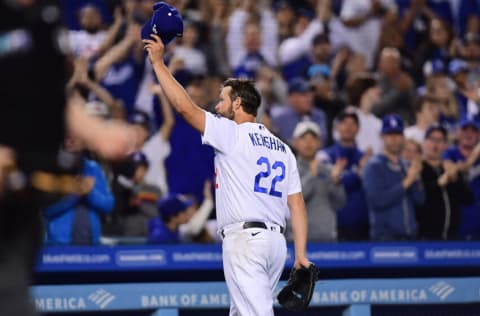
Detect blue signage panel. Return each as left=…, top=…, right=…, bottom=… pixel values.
left=31, top=277, right=480, bottom=313
left=36, top=242, right=480, bottom=272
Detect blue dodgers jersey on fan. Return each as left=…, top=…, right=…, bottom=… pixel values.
left=321, top=144, right=369, bottom=230
left=201, top=112, right=301, bottom=228
left=101, top=57, right=143, bottom=116
left=233, top=52, right=266, bottom=79
left=147, top=218, right=179, bottom=244
left=443, top=146, right=480, bottom=238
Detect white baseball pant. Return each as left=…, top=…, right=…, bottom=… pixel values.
left=221, top=223, right=287, bottom=316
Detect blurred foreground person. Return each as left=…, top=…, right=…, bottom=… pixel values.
left=0, top=1, right=138, bottom=314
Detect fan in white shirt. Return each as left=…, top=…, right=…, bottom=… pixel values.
left=142, top=85, right=174, bottom=195
left=68, top=5, right=106, bottom=58
left=172, top=20, right=207, bottom=76
left=342, top=73, right=383, bottom=153
left=340, top=0, right=397, bottom=69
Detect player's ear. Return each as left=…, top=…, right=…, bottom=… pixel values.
left=233, top=97, right=242, bottom=111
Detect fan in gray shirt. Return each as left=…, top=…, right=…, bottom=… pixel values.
left=289, top=121, right=346, bottom=241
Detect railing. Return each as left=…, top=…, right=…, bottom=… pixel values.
left=32, top=277, right=480, bottom=315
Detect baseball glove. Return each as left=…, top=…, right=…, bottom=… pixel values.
left=277, top=263, right=319, bottom=312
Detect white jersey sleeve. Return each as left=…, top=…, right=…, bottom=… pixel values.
left=287, top=152, right=302, bottom=196
left=201, top=111, right=239, bottom=154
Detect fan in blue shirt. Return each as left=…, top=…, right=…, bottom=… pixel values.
left=442, top=119, right=480, bottom=239
left=319, top=109, right=371, bottom=240
left=148, top=194, right=195, bottom=243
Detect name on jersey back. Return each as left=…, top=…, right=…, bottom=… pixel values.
left=248, top=132, right=286, bottom=153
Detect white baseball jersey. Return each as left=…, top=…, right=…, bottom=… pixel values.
left=202, top=112, right=301, bottom=229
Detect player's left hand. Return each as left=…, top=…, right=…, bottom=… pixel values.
left=143, top=34, right=165, bottom=65
left=293, top=256, right=312, bottom=270
left=278, top=263, right=319, bottom=312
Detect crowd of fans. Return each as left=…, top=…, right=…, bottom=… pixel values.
left=44, top=0, right=480, bottom=245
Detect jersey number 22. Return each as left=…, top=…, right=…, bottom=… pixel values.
left=254, top=156, right=285, bottom=198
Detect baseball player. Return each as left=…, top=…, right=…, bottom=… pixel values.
left=144, top=34, right=310, bottom=315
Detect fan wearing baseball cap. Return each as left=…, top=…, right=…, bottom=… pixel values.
left=147, top=194, right=195, bottom=243
left=448, top=59, right=479, bottom=123
left=442, top=119, right=480, bottom=239
left=318, top=109, right=371, bottom=241
left=291, top=121, right=346, bottom=242
left=129, top=110, right=151, bottom=145
left=363, top=114, right=425, bottom=240
left=270, top=77, right=328, bottom=146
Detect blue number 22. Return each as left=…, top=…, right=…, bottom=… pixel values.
left=254, top=156, right=286, bottom=197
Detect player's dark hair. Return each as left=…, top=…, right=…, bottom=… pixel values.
left=223, top=78, right=261, bottom=116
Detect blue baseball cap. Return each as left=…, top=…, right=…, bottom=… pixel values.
left=288, top=77, right=312, bottom=94
left=448, top=59, right=469, bottom=76
left=130, top=151, right=149, bottom=168
left=381, top=114, right=404, bottom=134
left=117, top=151, right=149, bottom=179
left=297, top=8, right=315, bottom=20
left=336, top=108, right=359, bottom=125
left=158, top=194, right=194, bottom=217
left=423, top=59, right=446, bottom=76
left=141, top=2, right=183, bottom=45
left=273, top=0, right=293, bottom=11
left=459, top=118, right=480, bottom=130
left=307, top=64, right=331, bottom=79
left=129, top=110, right=151, bottom=132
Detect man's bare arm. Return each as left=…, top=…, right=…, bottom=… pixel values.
left=143, top=34, right=206, bottom=134
left=94, top=24, right=139, bottom=81
left=287, top=192, right=310, bottom=269
left=66, top=94, right=139, bottom=160
left=95, top=7, right=124, bottom=57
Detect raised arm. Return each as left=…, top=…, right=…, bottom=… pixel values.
left=143, top=34, right=206, bottom=133
left=150, top=84, right=175, bottom=140
left=95, top=7, right=125, bottom=57
left=94, top=23, right=139, bottom=81
left=66, top=93, right=140, bottom=160
left=72, top=57, right=119, bottom=112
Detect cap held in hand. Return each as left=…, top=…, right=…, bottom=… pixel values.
left=141, top=1, right=183, bottom=45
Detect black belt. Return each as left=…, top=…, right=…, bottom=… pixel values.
left=221, top=221, right=285, bottom=238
